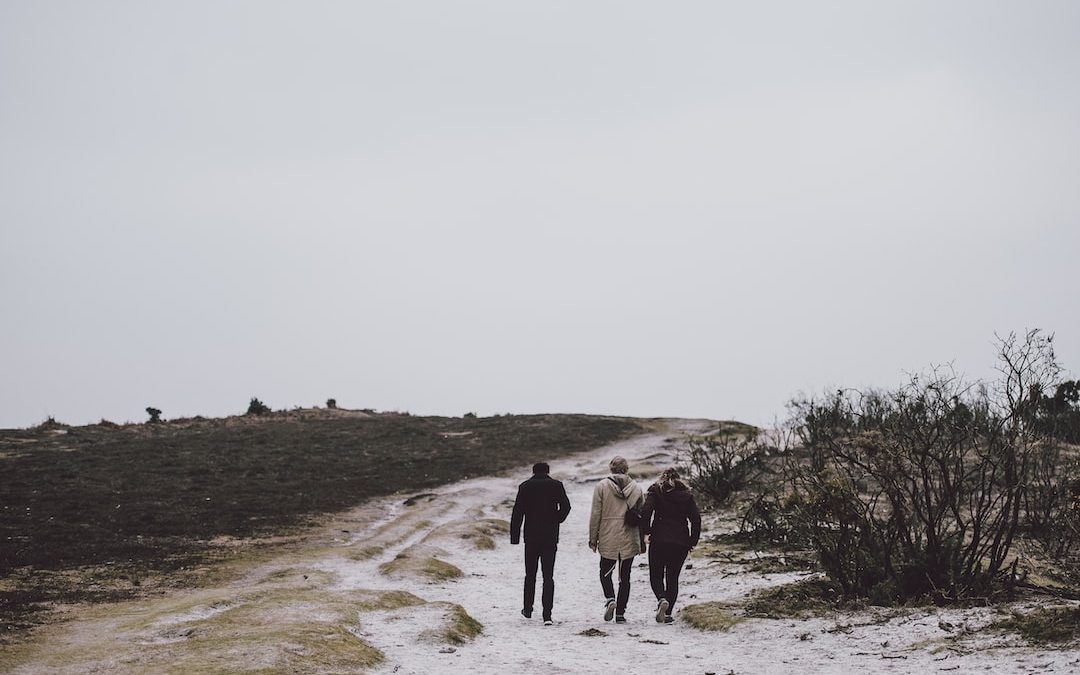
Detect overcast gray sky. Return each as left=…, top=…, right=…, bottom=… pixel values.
left=1, top=1, right=1077, bottom=429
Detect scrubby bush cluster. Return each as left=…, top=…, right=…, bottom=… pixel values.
left=783, top=330, right=1078, bottom=603
left=684, top=431, right=768, bottom=507
left=697, top=330, right=1080, bottom=605
left=246, top=397, right=271, bottom=416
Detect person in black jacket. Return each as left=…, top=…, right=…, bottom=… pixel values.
left=510, top=462, right=572, bottom=625
left=640, top=467, right=701, bottom=624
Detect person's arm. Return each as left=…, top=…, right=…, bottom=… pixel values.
left=640, top=490, right=656, bottom=544
left=688, top=493, right=702, bottom=549
left=557, top=482, right=571, bottom=523
left=640, top=490, right=656, bottom=534
left=588, top=484, right=602, bottom=551
left=510, top=485, right=525, bottom=545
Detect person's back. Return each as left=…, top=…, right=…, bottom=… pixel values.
left=645, top=482, right=700, bottom=548
left=642, top=467, right=701, bottom=624
left=589, top=474, right=644, bottom=559
left=510, top=463, right=571, bottom=625
left=512, top=473, right=570, bottom=546
left=588, top=456, right=644, bottom=623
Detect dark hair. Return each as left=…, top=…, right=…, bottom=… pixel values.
left=533, top=462, right=550, bottom=475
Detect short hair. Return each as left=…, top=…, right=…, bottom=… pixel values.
left=533, top=462, right=550, bottom=475
left=609, top=456, right=629, bottom=475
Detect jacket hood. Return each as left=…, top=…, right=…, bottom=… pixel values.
left=608, top=474, right=638, bottom=501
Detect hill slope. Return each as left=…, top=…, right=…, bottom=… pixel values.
left=0, top=410, right=646, bottom=637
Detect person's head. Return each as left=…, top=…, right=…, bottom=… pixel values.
left=533, top=462, right=550, bottom=476
left=609, top=456, right=629, bottom=475
left=659, top=466, right=681, bottom=489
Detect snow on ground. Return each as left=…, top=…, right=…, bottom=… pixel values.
left=313, top=420, right=1080, bottom=674
left=7, top=419, right=1080, bottom=674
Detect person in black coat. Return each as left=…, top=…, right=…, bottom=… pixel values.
left=640, top=467, right=701, bottom=624
left=510, top=462, right=572, bottom=625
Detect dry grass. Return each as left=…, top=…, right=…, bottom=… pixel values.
left=0, top=588, right=393, bottom=673
left=742, top=578, right=851, bottom=619
left=438, top=603, right=483, bottom=645
left=680, top=602, right=744, bottom=631
left=422, top=518, right=510, bottom=551
left=993, top=605, right=1080, bottom=645
left=377, top=551, right=463, bottom=582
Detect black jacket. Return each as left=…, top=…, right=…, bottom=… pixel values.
left=510, top=474, right=572, bottom=546
left=640, top=482, right=701, bottom=549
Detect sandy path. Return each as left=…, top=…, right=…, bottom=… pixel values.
left=5, top=419, right=1080, bottom=673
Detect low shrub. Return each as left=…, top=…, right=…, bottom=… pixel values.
left=246, top=397, right=271, bottom=416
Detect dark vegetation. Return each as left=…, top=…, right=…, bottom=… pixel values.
left=0, top=410, right=642, bottom=636
left=683, top=421, right=765, bottom=507
left=246, top=397, right=271, bottom=416
left=687, top=329, right=1080, bottom=610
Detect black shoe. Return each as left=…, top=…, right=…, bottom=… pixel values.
left=543, top=616, right=553, bottom=626
left=655, top=599, right=670, bottom=623
left=521, top=608, right=532, bottom=619
left=615, top=615, right=627, bottom=624
left=603, top=598, right=616, bottom=622
left=663, top=614, right=674, bottom=625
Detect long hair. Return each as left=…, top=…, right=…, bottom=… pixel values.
left=658, top=467, right=682, bottom=491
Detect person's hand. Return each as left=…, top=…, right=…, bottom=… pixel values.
left=589, top=542, right=597, bottom=552
left=644, top=535, right=651, bottom=546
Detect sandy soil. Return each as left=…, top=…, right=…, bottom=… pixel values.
left=4, top=419, right=1080, bottom=674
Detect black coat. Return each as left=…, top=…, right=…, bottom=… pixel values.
left=640, top=482, right=701, bottom=549
left=510, top=474, right=571, bottom=546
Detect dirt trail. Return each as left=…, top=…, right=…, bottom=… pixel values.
left=4, top=419, right=1080, bottom=673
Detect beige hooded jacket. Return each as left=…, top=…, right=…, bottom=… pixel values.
left=588, top=474, right=645, bottom=560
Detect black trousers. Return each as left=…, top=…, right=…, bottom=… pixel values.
left=523, top=541, right=557, bottom=618
left=648, top=542, right=689, bottom=611
left=599, top=556, right=635, bottom=615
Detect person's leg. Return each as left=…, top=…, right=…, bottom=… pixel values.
left=599, top=557, right=617, bottom=601
left=523, top=541, right=540, bottom=616
left=615, top=556, right=634, bottom=616
left=540, top=544, right=557, bottom=620
left=648, top=543, right=667, bottom=601
left=665, top=546, right=690, bottom=612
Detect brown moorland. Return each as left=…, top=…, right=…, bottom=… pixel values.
left=0, top=409, right=645, bottom=639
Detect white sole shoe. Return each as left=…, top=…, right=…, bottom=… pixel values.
left=604, top=599, right=616, bottom=622
left=655, top=599, right=670, bottom=623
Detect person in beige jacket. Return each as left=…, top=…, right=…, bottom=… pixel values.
left=588, top=456, right=644, bottom=623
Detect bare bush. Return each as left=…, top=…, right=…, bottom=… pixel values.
left=784, top=330, right=1062, bottom=603
left=684, top=430, right=768, bottom=507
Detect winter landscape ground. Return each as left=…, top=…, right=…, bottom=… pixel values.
left=3, top=418, right=1080, bottom=673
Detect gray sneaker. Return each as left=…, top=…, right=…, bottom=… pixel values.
left=655, top=599, right=670, bottom=623
left=603, top=598, right=616, bottom=622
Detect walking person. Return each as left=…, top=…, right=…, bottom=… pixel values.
left=510, top=462, right=571, bottom=626
left=641, top=467, right=701, bottom=624
left=588, top=456, right=644, bottom=624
